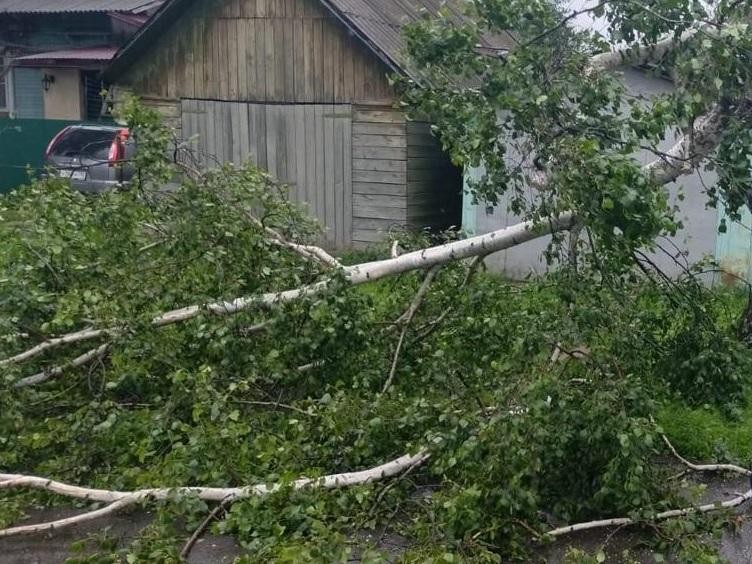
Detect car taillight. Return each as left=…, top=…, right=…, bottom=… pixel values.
left=45, top=126, right=71, bottom=159
left=108, top=128, right=130, bottom=167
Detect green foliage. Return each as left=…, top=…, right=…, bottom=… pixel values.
left=1, top=98, right=749, bottom=563
left=399, top=0, right=752, bottom=270
left=658, top=399, right=752, bottom=463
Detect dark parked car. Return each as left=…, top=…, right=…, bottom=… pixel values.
left=44, top=125, right=134, bottom=193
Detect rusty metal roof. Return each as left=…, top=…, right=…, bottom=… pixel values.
left=0, top=0, right=162, bottom=14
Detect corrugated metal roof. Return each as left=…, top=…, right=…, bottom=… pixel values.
left=0, top=0, right=162, bottom=14
left=325, top=0, right=513, bottom=76
left=15, top=46, right=118, bottom=61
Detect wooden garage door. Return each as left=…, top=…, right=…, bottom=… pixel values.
left=182, top=99, right=352, bottom=247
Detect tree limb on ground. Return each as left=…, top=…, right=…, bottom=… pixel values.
left=13, top=344, right=111, bottom=389
left=0, top=328, right=114, bottom=367
left=180, top=496, right=235, bottom=561
left=546, top=427, right=752, bottom=538
left=0, top=450, right=430, bottom=538
left=5, top=213, right=576, bottom=379
left=4, top=98, right=728, bottom=383
left=546, top=490, right=752, bottom=537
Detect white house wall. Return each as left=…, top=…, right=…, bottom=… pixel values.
left=463, top=67, right=719, bottom=278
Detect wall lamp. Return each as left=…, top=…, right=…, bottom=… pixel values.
left=42, top=74, right=55, bottom=92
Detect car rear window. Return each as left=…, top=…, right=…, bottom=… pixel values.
left=50, top=129, right=117, bottom=160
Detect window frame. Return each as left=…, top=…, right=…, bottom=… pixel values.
left=0, top=54, right=13, bottom=113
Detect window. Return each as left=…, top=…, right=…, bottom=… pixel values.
left=82, top=71, right=111, bottom=122
left=49, top=128, right=117, bottom=160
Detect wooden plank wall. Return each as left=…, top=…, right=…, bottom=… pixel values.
left=123, top=0, right=395, bottom=105
left=351, top=106, right=408, bottom=246
left=182, top=99, right=353, bottom=247
left=406, top=121, right=463, bottom=231
left=112, top=87, right=183, bottom=138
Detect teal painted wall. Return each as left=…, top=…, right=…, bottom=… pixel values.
left=715, top=204, right=752, bottom=284
left=0, top=118, right=80, bottom=193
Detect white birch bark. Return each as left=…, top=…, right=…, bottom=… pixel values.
left=0, top=450, right=429, bottom=538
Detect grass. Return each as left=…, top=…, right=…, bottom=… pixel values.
left=657, top=398, right=752, bottom=464
left=327, top=245, right=752, bottom=471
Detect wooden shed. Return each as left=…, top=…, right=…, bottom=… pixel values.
left=105, top=0, right=511, bottom=247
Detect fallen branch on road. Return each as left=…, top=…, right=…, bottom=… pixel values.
left=546, top=428, right=752, bottom=538
left=546, top=490, right=752, bottom=537
left=0, top=450, right=430, bottom=538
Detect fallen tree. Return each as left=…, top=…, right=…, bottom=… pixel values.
left=1, top=103, right=721, bottom=386
left=3, top=0, right=752, bottom=561
left=0, top=450, right=430, bottom=538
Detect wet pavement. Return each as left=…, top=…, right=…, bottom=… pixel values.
left=0, top=508, right=244, bottom=564
left=537, top=472, right=752, bottom=564
left=2, top=473, right=752, bottom=563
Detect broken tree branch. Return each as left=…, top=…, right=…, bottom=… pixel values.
left=180, top=496, right=235, bottom=560
left=657, top=420, right=752, bottom=477
left=546, top=490, right=752, bottom=537
left=0, top=497, right=137, bottom=539
left=411, top=254, right=487, bottom=343
left=244, top=213, right=342, bottom=269
left=5, top=213, right=576, bottom=378
left=546, top=434, right=752, bottom=539
left=463, top=254, right=488, bottom=286
left=232, top=400, right=319, bottom=417
left=664, top=439, right=752, bottom=476
left=0, top=327, right=113, bottom=367
left=368, top=453, right=424, bottom=517
left=391, top=240, right=401, bottom=258
left=6, top=105, right=724, bottom=383
left=0, top=450, right=430, bottom=538
left=644, top=107, right=724, bottom=185
left=382, top=266, right=441, bottom=393
left=264, top=228, right=342, bottom=269
left=14, top=343, right=111, bottom=389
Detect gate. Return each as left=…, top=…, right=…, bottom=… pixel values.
left=181, top=99, right=353, bottom=247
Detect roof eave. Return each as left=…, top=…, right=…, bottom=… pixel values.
left=314, top=0, right=411, bottom=80
left=104, top=0, right=414, bottom=84
left=103, top=0, right=190, bottom=82
left=13, top=60, right=109, bottom=69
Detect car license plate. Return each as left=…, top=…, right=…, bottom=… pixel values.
left=60, top=169, right=87, bottom=180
